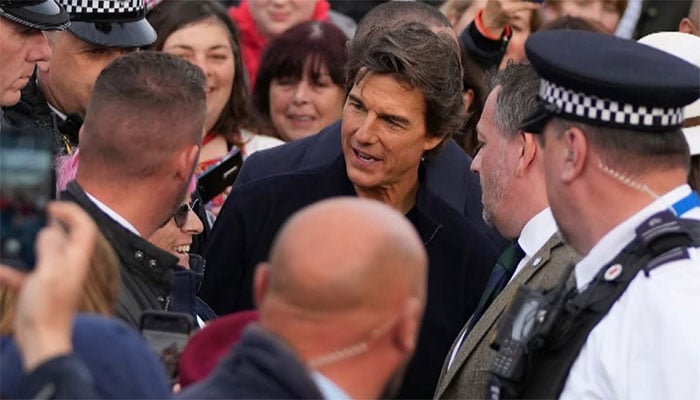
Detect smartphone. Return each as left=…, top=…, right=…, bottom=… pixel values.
left=140, top=310, right=194, bottom=379
left=197, top=148, right=243, bottom=204
left=0, top=127, right=53, bottom=270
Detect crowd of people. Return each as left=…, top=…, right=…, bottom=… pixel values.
left=1, top=0, right=699, bottom=399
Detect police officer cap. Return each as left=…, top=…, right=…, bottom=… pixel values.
left=0, top=0, right=69, bottom=30
left=520, top=30, right=700, bottom=134
left=55, top=0, right=155, bottom=48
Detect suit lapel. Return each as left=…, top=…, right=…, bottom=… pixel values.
left=434, top=234, right=562, bottom=398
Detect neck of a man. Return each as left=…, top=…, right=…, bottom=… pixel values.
left=37, top=72, right=81, bottom=118
left=506, top=180, right=550, bottom=240
left=78, top=176, right=165, bottom=237
left=354, top=180, right=419, bottom=215
left=568, top=168, right=688, bottom=255
left=261, top=306, right=396, bottom=400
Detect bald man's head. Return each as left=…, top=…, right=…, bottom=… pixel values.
left=260, top=198, right=427, bottom=316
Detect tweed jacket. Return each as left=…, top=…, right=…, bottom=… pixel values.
left=434, top=233, right=580, bottom=399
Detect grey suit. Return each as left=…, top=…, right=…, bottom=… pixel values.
left=434, top=233, right=580, bottom=399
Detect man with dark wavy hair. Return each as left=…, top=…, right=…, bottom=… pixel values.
left=201, top=21, right=498, bottom=398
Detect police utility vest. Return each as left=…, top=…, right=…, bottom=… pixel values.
left=486, top=194, right=700, bottom=400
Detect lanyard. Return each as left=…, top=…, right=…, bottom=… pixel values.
left=671, top=191, right=700, bottom=216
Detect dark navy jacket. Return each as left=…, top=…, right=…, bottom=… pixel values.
left=201, top=156, right=498, bottom=399
left=17, top=323, right=322, bottom=400
left=234, top=120, right=506, bottom=250
left=180, top=325, right=324, bottom=399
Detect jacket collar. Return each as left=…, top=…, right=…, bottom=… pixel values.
left=61, top=180, right=178, bottom=290
left=323, top=156, right=442, bottom=246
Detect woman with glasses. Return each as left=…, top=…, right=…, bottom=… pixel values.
left=148, top=199, right=203, bottom=270
left=148, top=191, right=216, bottom=325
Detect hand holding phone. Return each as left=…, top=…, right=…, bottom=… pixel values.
left=140, top=311, right=194, bottom=379
left=0, top=127, right=53, bottom=270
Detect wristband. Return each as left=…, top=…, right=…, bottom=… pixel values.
left=474, top=8, right=511, bottom=41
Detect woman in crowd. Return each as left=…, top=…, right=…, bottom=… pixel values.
left=148, top=0, right=283, bottom=213
left=228, top=0, right=332, bottom=86
left=252, top=20, right=348, bottom=142
left=0, top=231, right=119, bottom=334
left=0, top=222, right=170, bottom=398
left=499, top=4, right=542, bottom=68
left=147, top=183, right=217, bottom=325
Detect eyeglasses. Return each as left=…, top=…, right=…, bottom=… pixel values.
left=173, top=199, right=199, bottom=228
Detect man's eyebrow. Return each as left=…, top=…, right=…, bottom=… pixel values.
left=347, top=93, right=364, bottom=105
left=378, top=112, right=411, bottom=128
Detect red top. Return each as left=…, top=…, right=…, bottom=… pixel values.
left=229, top=0, right=330, bottom=88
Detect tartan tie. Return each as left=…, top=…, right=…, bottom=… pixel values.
left=466, top=242, right=525, bottom=333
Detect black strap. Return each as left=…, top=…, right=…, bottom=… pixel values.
left=488, top=211, right=700, bottom=399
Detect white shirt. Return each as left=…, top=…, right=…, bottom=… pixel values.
left=447, top=208, right=558, bottom=369
left=46, top=101, right=67, bottom=121
left=311, top=371, right=352, bottom=400
left=85, top=191, right=140, bottom=236
left=560, top=185, right=700, bottom=400
left=239, top=129, right=284, bottom=157
left=509, top=207, right=559, bottom=285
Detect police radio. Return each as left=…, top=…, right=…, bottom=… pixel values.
left=486, top=264, right=576, bottom=399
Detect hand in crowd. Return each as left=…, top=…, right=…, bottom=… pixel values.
left=482, top=0, right=541, bottom=35
left=0, top=202, right=97, bottom=371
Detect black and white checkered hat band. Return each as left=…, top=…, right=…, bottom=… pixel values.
left=61, top=0, right=144, bottom=15
left=539, top=79, right=684, bottom=129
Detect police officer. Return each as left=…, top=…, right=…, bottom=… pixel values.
left=0, top=0, right=68, bottom=110
left=485, top=30, right=700, bottom=399
left=3, top=0, right=156, bottom=154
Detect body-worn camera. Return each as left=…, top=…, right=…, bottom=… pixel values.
left=489, top=285, right=555, bottom=381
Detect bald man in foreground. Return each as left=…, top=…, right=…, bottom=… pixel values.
left=3, top=198, right=428, bottom=399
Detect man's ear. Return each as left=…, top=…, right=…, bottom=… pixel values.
left=560, top=126, right=588, bottom=183
left=462, top=88, right=475, bottom=114
left=393, top=297, right=423, bottom=355
left=253, top=263, right=270, bottom=308
left=679, top=17, right=699, bottom=35
left=516, top=131, right=538, bottom=174
left=175, top=144, right=200, bottom=182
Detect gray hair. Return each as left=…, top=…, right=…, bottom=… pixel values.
left=490, top=61, right=540, bottom=138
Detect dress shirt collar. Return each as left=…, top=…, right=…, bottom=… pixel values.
left=85, top=191, right=141, bottom=236
left=518, top=207, right=558, bottom=259
left=46, top=101, right=67, bottom=121
left=575, top=185, right=693, bottom=290
left=311, top=371, right=352, bottom=400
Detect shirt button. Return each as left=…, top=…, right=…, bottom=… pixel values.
left=134, top=251, right=144, bottom=261
left=149, top=259, right=158, bottom=268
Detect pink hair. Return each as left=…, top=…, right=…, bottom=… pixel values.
left=53, top=149, right=198, bottom=198
left=54, top=150, right=80, bottom=197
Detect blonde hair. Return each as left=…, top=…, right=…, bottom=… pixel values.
left=0, top=230, right=120, bottom=335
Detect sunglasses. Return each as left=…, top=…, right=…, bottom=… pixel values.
left=173, top=199, right=199, bottom=228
